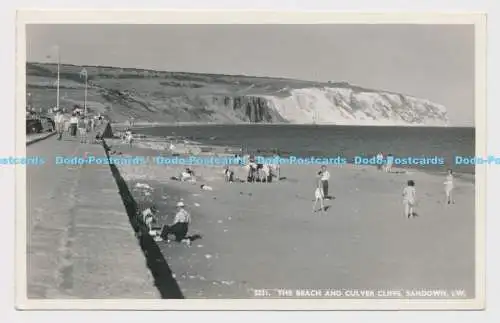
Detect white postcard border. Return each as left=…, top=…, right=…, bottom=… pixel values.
left=15, top=10, right=487, bottom=311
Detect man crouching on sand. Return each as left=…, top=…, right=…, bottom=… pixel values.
left=160, top=201, right=192, bottom=246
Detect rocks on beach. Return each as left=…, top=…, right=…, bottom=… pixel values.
left=135, top=183, right=153, bottom=190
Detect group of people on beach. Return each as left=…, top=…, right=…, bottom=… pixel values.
left=376, top=152, right=394, bottom=173
left=241, top=155, right=280, bottom=183
left=401, top=168, right=455, bottom=218
left=53, top=109, right=103, bottom=143
left=122, top=129, right=458, bottom=231
left=310, top=162, right=455, bottom=218
left=140, top=201, right=193, bottom=246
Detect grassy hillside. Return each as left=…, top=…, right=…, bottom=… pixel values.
left=25, top=62, right=363, bottom=123
left=25, top=62, right=448, bottom=126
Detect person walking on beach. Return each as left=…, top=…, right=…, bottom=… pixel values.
left=160, top=201, right=191, bottom=246
left=403, top=180, right=417, bottom=218
left=385, top=154, right=394, bottom=173
left=376, top=152, right=384, bottom=171
left=317, top=165, right=330, bottom=199
left=54, top=110, right=65, bottom=140
left=444, top=169, right=455, bottom=205
left=77, top=115, right=88, bottom=144
left=125, top=129, right=134, bottom=148
left=272, top=154, right=281, bottom=180
left=312, top=179, right=326, bottom=213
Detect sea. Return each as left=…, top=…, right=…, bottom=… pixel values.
left=133, top=124, right=476, bottom=176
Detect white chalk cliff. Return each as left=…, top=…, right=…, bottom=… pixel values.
left=260, top=87, right=449, bottom=126
left=200, top=86, right=449, bottom=126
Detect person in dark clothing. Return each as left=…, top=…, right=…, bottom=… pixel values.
left=160, top=201, right=191, bottom=245
left=255, top=163, right=264, bottom=182
left=317, top=165, right=331, bottom=199
left=69, top=113, right=79, bottom=137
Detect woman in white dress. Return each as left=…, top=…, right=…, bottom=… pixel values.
left=123, top=129, right=133, bottom=147
left=403, top=180, right=416, bottom=218
left=312, top=179, right=326, bottom=214
left=444, top=169, right=454, bottom=205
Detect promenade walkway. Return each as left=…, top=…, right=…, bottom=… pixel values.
left=26, top=133, right=160, bottom=299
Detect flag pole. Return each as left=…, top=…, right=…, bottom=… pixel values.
left=56, top=45, right=60, bottom=111
left=84, top=73, right=88, bottom=116
left=80, top=68, right=88, bottom=116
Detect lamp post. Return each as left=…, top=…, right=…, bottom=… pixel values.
left=55, top=45, right=60, bottom=111
left=80, top=68, right=88, bottom=116
left=46, top=45, right=61, bottom=111
left=27, top=92, right=32, bottom=111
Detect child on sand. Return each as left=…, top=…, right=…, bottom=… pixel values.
left=180, top=168, right=196, bottom=182
left=312, top=180, right=326, bottom=213
left=94, top=131, right=103, bottom=144
left=376, top=152, right=384, bottom=171
left=385, top=154, right=394, bottom=173
left=444, top=169, right=455, bottom=205
left=125, top=129, right=133, bottom=148
left=272, top=160, right=281, bottom=180
left=317, top=165, right=330, bottom=199
left=403, top=180, right=416, bottom=218
left=141, top=206, right=158, bottom=235
left=223, top=166, right=234, bottom=183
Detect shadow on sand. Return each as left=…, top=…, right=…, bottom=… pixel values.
left=188, top=233, right=202, bottom=242
left=102, top=140, right=184, bottom=299
left=314, top=205, right=332, bottom=213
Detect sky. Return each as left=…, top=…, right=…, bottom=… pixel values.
left=26, top=24, right=475, bottom=126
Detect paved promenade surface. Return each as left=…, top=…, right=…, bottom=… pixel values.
left=26, top=134, right=160, bottom=299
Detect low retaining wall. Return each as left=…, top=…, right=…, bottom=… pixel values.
left=26, top=131, right=56, bottom=145
left=102, top=138, right=184, bottom=299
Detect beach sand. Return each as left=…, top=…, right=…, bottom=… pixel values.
left=107, top=138, right=475, bottom=299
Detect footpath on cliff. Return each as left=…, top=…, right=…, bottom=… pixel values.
left=25, top=128, right=166, bottom=299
